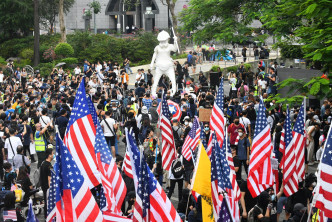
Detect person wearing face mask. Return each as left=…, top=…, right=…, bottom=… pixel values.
left=236, top=128, right=250, bottom=177
left=183, top=116, right=192, bottom=139
left=203, top=123, right=210, bottom=142
left=228, top=116, right=245, bottom=145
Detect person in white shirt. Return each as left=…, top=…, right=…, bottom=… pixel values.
left=74, top=65, right=81, bottom=75
left=258, top=75, right=267, bottom=95
left=4, top=128, right=23, bottom=165
left=96, top=61, right=103, bottom=74
left=13, top=146, right=31, bottom=172
left=135, top=69, right=144, bottom=83
left=101, top=111, right=118, bottom=157
left=39, top=109, right=52, bottom=129
left=0, top=70, right=4, bottom=83
left=239, top=110, right=252, bottom=137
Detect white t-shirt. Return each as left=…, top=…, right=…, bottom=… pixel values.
left=258, top=79, right=267, bottom=89
left=230, top=78, right=237, bottom=90
left=96, top=64, right=103, bottom=73
left=0, top=73, right=4, bottom=83
left=5, top=136, right=23, bottom=160
left=135, top=73, right=143, bottom=82
left=39, top=115, right=51, bottom=128
left=74, top=67, right=81, bottom=75
left=240, top=117, right=251, bottom=132
left=101, top=118, right=116, bottom=137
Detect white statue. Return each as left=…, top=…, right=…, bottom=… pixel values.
left=150, top=30, right=178, bottom=97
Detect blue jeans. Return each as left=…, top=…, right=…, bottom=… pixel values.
left=277, top=196, right=288, bottom=214
left=125, top=66, right=133, bottom=74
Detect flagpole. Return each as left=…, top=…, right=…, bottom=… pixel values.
left=306, top=115, right=332, bottom=222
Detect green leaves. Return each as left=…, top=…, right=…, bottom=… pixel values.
left=304, top=3, right=317, bottom=15
left=309, top=82, right=321, bottom=95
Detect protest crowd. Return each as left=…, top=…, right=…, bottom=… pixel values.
left=0, top=48, right=331, bottom=222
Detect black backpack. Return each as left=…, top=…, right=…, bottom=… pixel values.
left=235, top=78, right=242, bottom=89
left=171, top=157, right=184, bottom=179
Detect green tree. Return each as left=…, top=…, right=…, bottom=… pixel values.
left=262, top=0, right=332, bottom=72
left=179, top=0, right=272, bottom=44
left=39, top=0, right=75, bottom=34
left=34, top=0, right=40, bottom=66
left=0, top=0, right=34, bottom=40
left=89, top=0, right=101, bottom=34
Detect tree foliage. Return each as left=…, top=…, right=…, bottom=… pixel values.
left=39, top=0, right=75, bottom=34
left=179, top=0, right=272, bottom=44
left=0, top=0, right=34, bottom=40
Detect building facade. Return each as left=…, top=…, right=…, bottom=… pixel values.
left=59, top=0, right=189, bottom=33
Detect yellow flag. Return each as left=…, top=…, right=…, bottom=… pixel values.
left=192, top=142, right=214, bottom=222
left=11, top=101, right=18, bottom=110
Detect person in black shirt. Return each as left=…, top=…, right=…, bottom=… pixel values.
left=56, top=109, right=69, bottom=139
left=231, top=145, right=241, bottom=181
left=40, top=148, right=54, bottom=219
left=3, top=162, right=16, bottom=190
left=16, top=166, right=33, bottom=206
left=240, top=180, right=257, bottom=221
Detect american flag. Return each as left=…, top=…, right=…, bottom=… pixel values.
left=86, top=94, right=127, bottom=215
left=217, top=196, right=233, bottom=222
left=127, top=131, right=181, bottom=222
left=313, top=123, right=332, bottom=219
left=182, top=117, right=201, bottom=161
left=283, top=106, right=298, bottom=196
left=211, top=132, right=232, bottom=221
left=94, top=123, right=127, bottom=214
left=292, top=101, right=306, bottom=182
left=3, top=210, right=17, bottom=221
left=26, top=199, right=38, bottom=222
left=54, top=134, right=104, bottom=221
left=248, top=99, right=273, bottom=198
left=160, top=92, right=177, bottom=171
left=46, top=170, right=56, bottom=222
left=122, top=149, right=133, bottom=178
left=64, top=78, right=100, bottom=188
left=210, top=78, right=225, bottom=145
left=225, top=132, right=241, bottom=221
left=206, top=132, right=213, bottom=159
left=279, top=129, right=285, bottom=169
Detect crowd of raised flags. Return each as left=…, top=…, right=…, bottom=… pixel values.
left=40, top=76, right=332, bottom=222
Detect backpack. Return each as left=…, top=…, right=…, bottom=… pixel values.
left=140, top=113, right=150, bottom=124
left=171, top=157, right=184, bottom=179
left=172, top=126, right=182, bottom=147
left=235, top=78, right=242, bottom=89
left=248, top=205, right=263, bottom=222
left=233, top=106, right=242, bottom=118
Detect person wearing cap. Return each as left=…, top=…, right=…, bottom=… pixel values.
left=288, top=203, right=307, bottom=222
left=184, top=81, right=193, bottom=94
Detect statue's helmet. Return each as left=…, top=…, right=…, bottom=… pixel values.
left=157, top=30, right=170, bottom=41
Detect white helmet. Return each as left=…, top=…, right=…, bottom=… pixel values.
left=157, top=30, right=170, bottom=41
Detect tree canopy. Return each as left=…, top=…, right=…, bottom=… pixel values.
left=0, top=0, right=34, bottom=40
